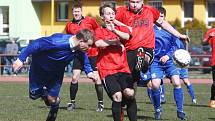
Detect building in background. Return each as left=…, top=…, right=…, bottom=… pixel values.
left=0, top=0, right=214, bottom=39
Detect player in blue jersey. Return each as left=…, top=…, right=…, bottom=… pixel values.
left=150, top=7, right=186, bottom=120
left=12, top=29, right=97, bottom=121
left=173, top=38, right=197, bottom=104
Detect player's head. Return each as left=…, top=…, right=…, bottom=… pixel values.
left=99, top=4, right=116, bottom=23
left=157, top=7, right=166, bottom=23
left=76, top=29, right=94, bottom=51
left=128, top=0, right=143, bottom=13
left=72, top=3, right=83, bottom=21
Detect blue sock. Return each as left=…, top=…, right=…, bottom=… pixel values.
left=152, top=89, right=161, bottom=112
left=174, top=88, right=184, bottom=112
left=187, top=84, right=196, bottom=100
left=147, top=88, right=153, bottom=103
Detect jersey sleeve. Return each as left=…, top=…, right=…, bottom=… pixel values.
left=204, top=29, right=212, bottom=43
left=118, top=26, right=131, bottom=35
left=95, top=28, right=104, bottom=41
left=148, top=6, right=160, bottom=22
left=89, top=17, right=100, bottom=31
left=18, top=36, right=71, bottom=63
left=82, top=52, right=93, bottom=74
left=65, top=22, right=81, bottom=34
left=115, top=7, right=125, bottom=22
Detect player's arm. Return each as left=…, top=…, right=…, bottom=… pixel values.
left=111, top=27, right=130, bottom=40
left=95, top=38, right=121, bottom=48
left=156, top=20, right=189, bottom=41
left=202, top=31, right=215, bottom=45
left=114, top=19, right=132, bottom=33
left=82, top=52, right=97, bottom=81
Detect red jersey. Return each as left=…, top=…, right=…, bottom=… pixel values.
left=116, top=5, right=160, bottom=50
left=65, top=16, right=99, bottom=57
left=95, top=26, right=131, bottom=79
left=204, top=28, right=215, bottom=66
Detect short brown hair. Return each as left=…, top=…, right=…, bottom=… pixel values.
left=72, top=2, right=82, bottom=10
left=76, top=29, right=94, bottom=45
left=99, top=4, right=116, bottom=16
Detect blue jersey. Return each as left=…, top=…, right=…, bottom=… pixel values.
left=173, top=38, right=186, bottom=50
left=153, top=25, right=180, bottom=61
left=18, top=33, right=93, bottom=74
left=150, top=25, right=180, bottom=79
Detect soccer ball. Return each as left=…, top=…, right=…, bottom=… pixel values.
left=173, top=49, right=191, bottom=68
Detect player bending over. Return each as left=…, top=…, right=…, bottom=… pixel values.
left=13, top=29, right=97, bottom=121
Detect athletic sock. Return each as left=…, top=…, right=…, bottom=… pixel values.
left=70, top=82, right=78, bottom=101
left=211, top=84, right=215, bottom=100
left=46, top=98, right=60, bottom=121
left=187, top=84, right=196, bottom=100
left=126, top=98, right=137, bottom=121
left=112, top=101, right=121, bottom=121
left=95, top=84, right=103, bottom=102
left=152, top=89, right=161, bottom=111
left=147, top=88, right=152, bottom=103
left=174, top=88, right=184, bottom=112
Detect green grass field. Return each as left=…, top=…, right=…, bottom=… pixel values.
left=0, top=82, right=215, bottom=121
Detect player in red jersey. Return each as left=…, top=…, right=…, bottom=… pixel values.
left=65, top=3, right=104, bottom=112
left=114, top=0, right=189, bottom=83
left=202, top=27, right=215, bottom=108
left=95, top=4, right=137, bottom=121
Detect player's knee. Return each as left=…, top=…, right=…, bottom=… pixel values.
left=123, top=88, right=135, bottom=99
left=152, top=80, right=161, bottom=89
left=112, top=92, right=122, bottom=102
left=47, top=96, right=60, bottom=106
left=71, top=76, right=79, bottom=83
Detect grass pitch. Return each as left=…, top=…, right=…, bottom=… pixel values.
left=0, top=82, right=215, bottom=121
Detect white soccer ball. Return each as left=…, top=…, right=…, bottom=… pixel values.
left=173, top=49, right=191, bottom=68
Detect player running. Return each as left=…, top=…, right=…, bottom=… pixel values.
left=65, top=3, right=104, bottom=112
left=95, top=4, right=137, bottom=121
left=12, top=29, right=97, bottom=121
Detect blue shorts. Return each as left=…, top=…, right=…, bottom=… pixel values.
left=138, top=70, right=151, bottom=87
left=179, top=68, right=188, bottom=79
left=29, top=65, right=64, bottom=100
left=150, top=60, right=179, bottom=80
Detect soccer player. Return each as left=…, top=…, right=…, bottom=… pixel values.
left=114, top=0, right=189, bottom=85
left=65, top=3, right=104, bottom=112
left=202, top=27, right=215, bottom=108
left=95, top=4, right=137, bottom=121
left=150, top=7, right=186, bottom=120
left=173, top=38, right=197, bottom=104
left=12, top=29, right=97, bottom=121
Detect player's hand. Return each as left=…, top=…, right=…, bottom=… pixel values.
left=160, top=55, right=169, bottom=64
left=13, top=59, right=23, bottom=72
left=120, top=44, right=125, bottom=52
left=180, top=35, right=190, bottom=43
left=209, top=32, right=215, bottom=37
left=87, top=72, right=98, bottom=82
